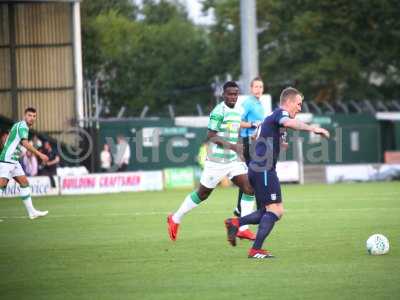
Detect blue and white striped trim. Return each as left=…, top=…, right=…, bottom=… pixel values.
left=264, top=170, right=268, bottom=186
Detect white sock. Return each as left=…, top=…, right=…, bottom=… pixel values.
left=172, top=192, right=200, bottom=223
left=20, top=186, right=35, bottom=215
left=239, top=195, right=255, bottom=231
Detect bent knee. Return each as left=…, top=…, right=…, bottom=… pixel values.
left=242, top=184, right=254, bottom=195
left=273, top=210, right=284, bottom=220
left=266, top=204, right=284, bottom=219
left=0, top=178, right=8, bottom=188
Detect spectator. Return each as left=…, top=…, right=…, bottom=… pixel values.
left=38, top=141, right=60, bottom=187
left=100, top=143, right=112, bottom=173
left=114, top=135, right=130, bottom=172
left=22, top=146, right=38, bottom=176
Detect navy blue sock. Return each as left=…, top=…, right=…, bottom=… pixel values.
left=252, top=211, right=279, bottom=249
left=239, top=209, right=265, bottom=226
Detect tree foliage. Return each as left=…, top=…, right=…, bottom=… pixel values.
left=82, top=0, right=216, bottom=116
left=82, top=0, right=400, bottom=116
left=81, top=0, right=138, bottom=80
left=205, top=0, right=400, bottom=102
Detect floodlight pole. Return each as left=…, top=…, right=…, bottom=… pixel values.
left=72, top=1, right=84, bottom=127
left=240, top=0, right=259, bottom=94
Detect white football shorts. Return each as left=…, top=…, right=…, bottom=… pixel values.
left=0, top=162, right=26, bottom=180
left=200, top=160, right=248, bottom=189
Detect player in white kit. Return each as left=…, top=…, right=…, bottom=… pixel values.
left=0, top=107, right=49, bottom=219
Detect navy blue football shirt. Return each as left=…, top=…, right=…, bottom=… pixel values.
left=250, top=108, right=290, bottom=170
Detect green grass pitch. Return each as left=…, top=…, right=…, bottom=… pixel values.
left=0, top=182, right=399, bottom=299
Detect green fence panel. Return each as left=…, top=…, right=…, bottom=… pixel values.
left=99, top=119, right=207, bottom=171
left=281, top=114, right=381, bottom=164
left=98, top=114, right=385, bottom=169
left=393, top=122, right=400, bottom=150
left=164, top=167, right=195, bottom=189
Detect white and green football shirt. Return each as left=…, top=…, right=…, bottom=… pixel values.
left=0, top=121, right=29, bottom=163
left=207, top=102, right=242, bottom=163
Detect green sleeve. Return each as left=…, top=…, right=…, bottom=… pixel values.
left=208, top=110, right=223, bottom=131
left=18, top=124, right=29, bottom=140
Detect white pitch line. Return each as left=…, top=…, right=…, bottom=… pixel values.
left=0, top=210, right=229, bottom=219
left=1, top=206, right=399, bottom=220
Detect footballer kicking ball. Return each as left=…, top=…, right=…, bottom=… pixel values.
left=366, top=234, right=389, bottom=255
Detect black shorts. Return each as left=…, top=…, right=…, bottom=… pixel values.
left=242, top=136, right=251, bottom=165
left=248, top=167, right=282, bottom=207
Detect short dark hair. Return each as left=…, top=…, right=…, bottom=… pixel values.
left=25, top=107, right=36, bottom=114
left=280, top=87, right=303, bottom=105
left=223, top=81, right=239, bottom=91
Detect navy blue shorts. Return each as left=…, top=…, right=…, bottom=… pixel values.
left=248, top=167, right=282, bottom=208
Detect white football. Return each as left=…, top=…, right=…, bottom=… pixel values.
left=366, top=234, right=389, bottom=255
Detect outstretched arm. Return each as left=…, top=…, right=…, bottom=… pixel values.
left=46, top=155, right=60, bottom=166
left=282, top=119, right=330, bottom=138
left=21, top=139, right=49, bottom=163
left=240, top=121, right=261, bottom=129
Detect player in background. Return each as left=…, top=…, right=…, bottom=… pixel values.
left=0, top=107, right=49, bottom=219
left=224, top=87, right=330, bottom=258
left=234, top=77, right=265, bottom=240
left=167, top=81, right=255, bottom=241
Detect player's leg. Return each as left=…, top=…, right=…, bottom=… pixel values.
left=0, top=162, right=11, bottom=196
left=237, top=166, right=267, bottom=225
left=247, top=202, right=282, bottom=258
left=0, top=162, right=11, bottom=191
left=235, top=190, right=243, bottom=217
left=13, top=163, right=48, bottom=219
left=13, top=175, right=34, bottom=216
left=167, top=185, right=214, bottom=241
left=167, top=160, right=225, bottom=241
left=226, top=169, right=283, bottom=257
left=170, top=184, right=213, bottom=225
left=0, top=177, right=9, bottom=194
left=248, top=170, right=283, bottom=258
left=226, top=167, right=260, bottom=245
left=230, top=163, right=257, bottom=240
left=234, top=137, right=251, bottom=216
